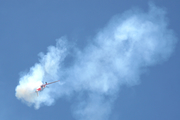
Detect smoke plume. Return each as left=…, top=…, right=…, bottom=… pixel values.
left=15, top=4, right=177, bottom=120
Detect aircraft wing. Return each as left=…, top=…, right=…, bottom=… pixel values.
left=46, top=80, right=60, bottom=85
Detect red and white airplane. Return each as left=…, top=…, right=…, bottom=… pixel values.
left=36, top=80, right=60, bottom=96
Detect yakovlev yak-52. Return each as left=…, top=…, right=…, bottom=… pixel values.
left=36, top=80, right=60, bottom=96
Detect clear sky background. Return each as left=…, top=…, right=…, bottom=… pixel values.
left=0, top=0, right=180, bottom=120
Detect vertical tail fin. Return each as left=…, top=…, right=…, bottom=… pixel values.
left=36, top=91, right=38, bottom=96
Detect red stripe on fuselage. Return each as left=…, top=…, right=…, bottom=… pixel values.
left=36, top=88, right=41, bottom=91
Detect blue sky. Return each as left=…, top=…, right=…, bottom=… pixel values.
left=1, top=0, right=180, bottom=120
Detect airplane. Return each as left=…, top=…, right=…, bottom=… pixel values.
left=35, top=80, right=60, bottom=96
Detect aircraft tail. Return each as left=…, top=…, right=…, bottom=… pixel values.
left=36, top=91, right=38, bottom=96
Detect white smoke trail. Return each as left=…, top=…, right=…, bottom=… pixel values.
left=15, top=4, right=177, bottom=119
left=15, top=40, right=67, bottom=109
